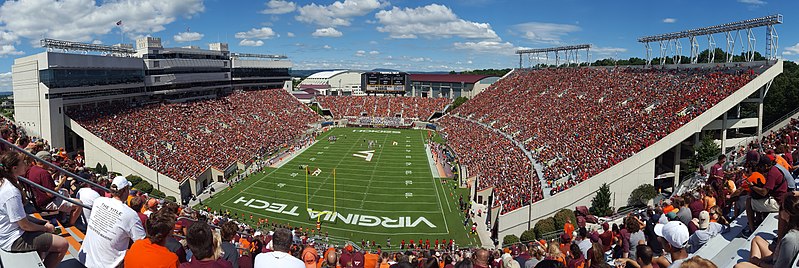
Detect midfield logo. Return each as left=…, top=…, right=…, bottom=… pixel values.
left=353, top=150, right=375, bottom=161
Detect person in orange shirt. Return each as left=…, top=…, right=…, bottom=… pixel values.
left=563, top=219, right=575, bottom=240
left=662, top=199, right=675, bottom=214
left=364, top=250, right=379, bottom=268
left=124, top=209, right=180, bottom=268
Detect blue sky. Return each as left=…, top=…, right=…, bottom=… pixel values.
left=0, top=0, right=798, bottom=91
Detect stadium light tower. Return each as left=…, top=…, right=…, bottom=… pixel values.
left=638, top=14, right=782, bottom=66
left=515, top=44, right=591, bottom=68
left=41, top=38, right=136, bottom=57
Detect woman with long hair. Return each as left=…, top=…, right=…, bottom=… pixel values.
left=735, top=192, right=799, bottom=268
left=0, top=151, right=69, bottom=268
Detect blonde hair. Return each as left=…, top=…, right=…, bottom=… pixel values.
left=546, top=241, right=561, bottom=257
left=212, top=230, right=223, bottom=259
left=680, top=256, right=717, bottom=268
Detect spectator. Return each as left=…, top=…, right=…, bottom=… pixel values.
left=614, top=244, right=654, bottom=268
left=220, top=221, right=240, bottom=268
left=745, top=153, right=788, bottom=235
left=75, top=178, right=101, bottom=223
left=680, top=256, right=717, bottom=268
left=687, top=211, right=726, bottom=253
left=566, top=243, right=584, bottom=268
left=320, top=248, right=338, bottom=268
left=653, top=221, right=690, bottom=268
left=574, top=228, right=592, bottom=259
left=735, top=193, right=799, bottom=268
left=124, top=209, right=180, bottom=268
left=78, top=176, right=146, bottom=268
left=473, top=249, right=490, bottom=268
left=544, top=241, right=566, bottom=266
left=182, top=221, right=232, bottom=268
left=0, top=151, right=68, bottom=268
left=585, top=243, right=610, bottom=268
left=27, top=151, right=82, bottom=226
left=254, top=228, right=303, bottom=268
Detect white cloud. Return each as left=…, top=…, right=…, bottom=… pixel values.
left=355, top=50, right=366, bottom=56
left=235, top=27, right=276, bottom=39
left=369, top=50, right=379, bottom=55
left=738, top=0, right=766, bottom=5
left=375, top=4, right=499, bottom=40
left=409, top=57, right=431, bottom=62
left=173, top=32, right=203, bottom=42
left=453, top=40, right=517, bottom=54
left=261, top=0, right=296, bottom=14
left=0, top=31, right=22, bottom=57
left=0, top=0, right=204, bottom=44
left=467, top=60, right=473, bottom=64
left=512, top=22, right=580, bottom=44
left=312, top=27, right=343, bottom=37
left=239, top=39, right=265, bottom=47
left=297, top=0, right=387, bottom=27
left=323, top=45, right=332, bottom=49
left=591, top=46, right=628, bottom=55
left=91, top=40, right=103, bottom=44
left=783, top=43, right=799, bottom=55
left=662, top=18, right=677, bottom=23
left=0, top=71, right=11, bottom=92
left=286, top=32, right=295, bottom=37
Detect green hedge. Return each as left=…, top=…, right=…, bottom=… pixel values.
left=520, top=229, right=537, bottom=244
left=628, top=184, right=657, bottom=207
left=533, top=217, right=557, bottom=239
left=553, top=209, right=577, bottom=230
left=126, top=175, right=143, bottom=186
left=502, top=234, right=520, bottom=246
left=133, top=181, right=153, bottom=194
left=165, top=196, right=177, bottom=203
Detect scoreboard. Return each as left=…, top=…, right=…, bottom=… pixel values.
left=361, top=72, right=409, bottom=94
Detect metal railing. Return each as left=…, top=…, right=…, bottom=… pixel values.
left=0, top=138, right=110, bottom=193
left=17, top=176, right=91, bottom=210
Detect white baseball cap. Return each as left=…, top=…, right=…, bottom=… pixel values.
left=111, top=176, right=132, bottom=189
left=654, top=221, right=689, bottom=249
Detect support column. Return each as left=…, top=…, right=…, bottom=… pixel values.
left=721, top=112, right=728, bottom=152
left=757, top=102, right=764, bottom=137
left=673, top=144, right=681, bottom=191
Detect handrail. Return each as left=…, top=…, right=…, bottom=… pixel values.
left=763, top=106, right=799, bottom=132
left=17, top=176, right=92, bottom=210
left=0, top=138, right=110, bottom=192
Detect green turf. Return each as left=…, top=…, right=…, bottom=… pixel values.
left=202, top=127, right=479, bottom=249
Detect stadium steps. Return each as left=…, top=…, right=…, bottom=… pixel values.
left=692, top=211, right=748, bottom=258
left=710, top=213, right=778, bottom=267
left=31, top=213, right=86, bottom=261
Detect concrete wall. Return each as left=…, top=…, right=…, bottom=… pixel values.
left=496, top=61, right=784, bottom=238
left=65, top=117, right=184, bottom=202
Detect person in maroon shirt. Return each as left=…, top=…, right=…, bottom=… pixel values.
left=598, top=223, right=614, bottom=252
left=746, top=154, right=789, bottom=233
left=473, top=249, right=490, bottom=268
left=180, top=222, right=233, bottom=268
left=27, top=151, right=82, bottom=226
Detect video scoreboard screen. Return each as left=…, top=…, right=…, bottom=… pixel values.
left=362, top=72, right=409, bottom=94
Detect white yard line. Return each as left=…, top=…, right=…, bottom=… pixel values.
left=359, top=133, right=390, bottom=209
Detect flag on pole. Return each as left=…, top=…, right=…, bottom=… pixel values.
left=116, top=20, right=123, bottom=26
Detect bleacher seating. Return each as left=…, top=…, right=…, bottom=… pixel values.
left=67, top=89, right=320, bottom=182
left=316, top=95, right=450, bottom=120
left=447, top=65, right=762, bottom=212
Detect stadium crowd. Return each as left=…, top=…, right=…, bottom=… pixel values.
left=452, top=66, right=760, bottom=204
left=68, top=89, right=320, bottom=182
left=438, top=116, right=541, bottom=212
left=317, top=96, right=450, bottom=120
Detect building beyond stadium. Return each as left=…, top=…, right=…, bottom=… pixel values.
left=12, top=37, right=292, bottom=201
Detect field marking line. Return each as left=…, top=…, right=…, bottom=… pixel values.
left=424, top=130, right=450, bottom=234
left=220, top=204, right=448, bottom=236
left=247, top=185, right=438, bottom=205
left=308, top=130, right=368, bottom=205
left=440, top=179, right=452, bottom=213
left=250, top=184, right=437, bottom=197
left=229, top=192, right=440, bottom=213
left=220, top=165, right=284, bottom=208
left=359, top=132, right=390, bottom=209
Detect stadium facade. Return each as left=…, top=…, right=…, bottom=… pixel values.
left=12, top=37, right=292, bottom=201
left=409, top=74, right=498, bottom=99
left=298, top=70, right=365, bottom=96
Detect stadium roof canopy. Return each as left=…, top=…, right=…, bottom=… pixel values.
left=307, top=70, right=350, bottom=79
left=410, top=74, right=494, bottom=84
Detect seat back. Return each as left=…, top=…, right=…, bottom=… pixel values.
left=0, top=249, right=45, bottom=268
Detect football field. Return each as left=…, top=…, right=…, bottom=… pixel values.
left=202, top=127, right=478, bottom=249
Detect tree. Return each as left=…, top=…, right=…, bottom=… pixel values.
left=447, top=96, right=469, bottom=112
left=165, top=196, right=177, bottom=203
left=533, top=217, right=557, bottom=239
left=590, top=183, right=613, bottom=216
left=520, top=229, right=537, bottom=244
left=502, top=234, right=520, bottom=246
left=628, top=184, right=658, bottom=207
left=100, top=164, right=108, bottom=175
left=764, top=60, right=799, bottom=126
left=684, top=133, right=721, bottom=178
left=94, top=163, right=102, bottom=173
left=150, top=188, right=166, bottom=198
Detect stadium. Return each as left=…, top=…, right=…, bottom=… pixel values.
left=1, top=6, right=798, bottom=268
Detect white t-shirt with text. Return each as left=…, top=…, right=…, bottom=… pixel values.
left=78, top=197, right=145, bottom=268
left=0, top=181, right=26, bottom=251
